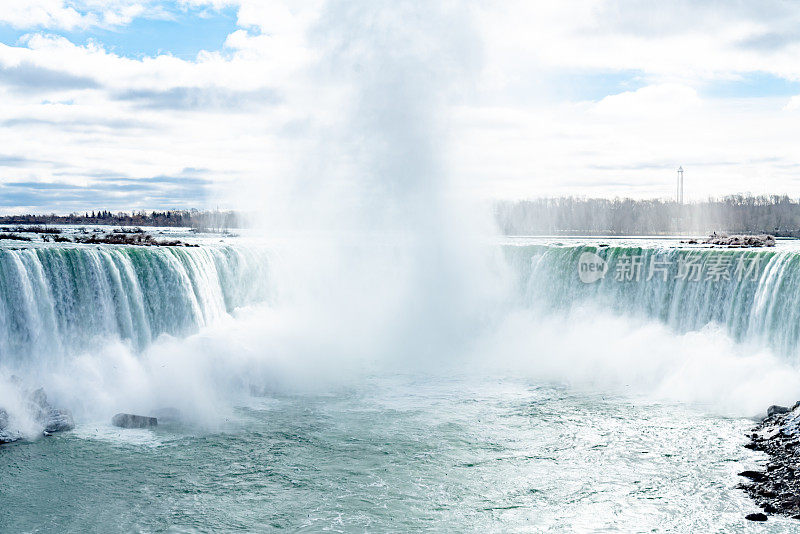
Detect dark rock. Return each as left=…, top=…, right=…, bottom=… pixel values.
left=704, top=234, right=775, bottom=248
left=44, top=409, right=74, bottom=433
left=739, top=470, right=768, bottom=482
left=740, top=404, right=800, bottom=519
left=769, top=405, right=790, bottom=417
left=28, top=388, right=74, bottom=435
left=0, top=409, right=22, bottom=444
left=28, top=388, right=48, bottom=410
left=112, top=413, right=158, bottom=429
left=0, top=432, right=21, bottom=444
left=746, top=513, right=768, bottom=522
left=1, top=388, right=74, bottom=443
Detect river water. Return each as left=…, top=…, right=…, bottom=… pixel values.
left=1, top=233, right=798, bottom=532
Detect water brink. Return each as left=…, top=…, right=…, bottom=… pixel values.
left=506, top=244, right=800, bottom=359
left=0, top=245, right=271, bottom=367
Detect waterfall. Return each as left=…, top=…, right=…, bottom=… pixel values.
left=0, top=244, right=271, bottom=366
left=4, top=241, right=798, bottom=364
left=506, top=244, right=800, bottom=358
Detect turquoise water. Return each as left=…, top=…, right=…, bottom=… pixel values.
left=0, top=244, right=270, bottom=362
left=0, top=375, right=789, bottom=533
left=3, top=237, right=800, bottom=531
left=505, top=239, right=800, bottom=358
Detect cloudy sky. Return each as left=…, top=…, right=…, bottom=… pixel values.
left=1, top=1, right=800, bottom=213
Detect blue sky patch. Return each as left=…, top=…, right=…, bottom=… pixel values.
left=0, top=3, right=238, bottom=59
left=701, top=72, right=800, bottom=98
left=553, top=69, right=649, bottom=102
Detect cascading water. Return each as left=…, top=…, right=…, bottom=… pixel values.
left=0, top=244, right=271, bottom=367
left=5, top=239, right=799, bottom=370
left=506, top=243, right=800, bottom=358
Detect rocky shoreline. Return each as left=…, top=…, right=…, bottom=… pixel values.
left=0, top=386, right=74, bottom=444
left=739, top=403, right=800, bottom=520
left=2, top=383, right=172, bottom=443
left=704, top=233, right=776, bottom=247
left=679, top=233, right=776, bottom=248
left=0, top=226, right=200, bottom=247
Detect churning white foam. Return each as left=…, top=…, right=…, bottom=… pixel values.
left=476, top=304, right=800, bottom=417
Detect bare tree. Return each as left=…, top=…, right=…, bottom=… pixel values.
left=496, top=195, right=800, bottom=236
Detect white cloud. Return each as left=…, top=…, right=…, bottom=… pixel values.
left=785, top=95, right=800, bottom=111
left=0, top=0, right=234, bottom=31
left=477, top=0, right=800, bottom=86
left=2, top=0, right=800, bottom=212
left=0, top=0, right=90, bottom=30
left=452, top=92, right=800, bottom=201
left=592, top=84, right=701, bottom=116
left=0, top=0, right=323, bottom=212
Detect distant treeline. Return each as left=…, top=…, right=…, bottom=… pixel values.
left=0, top=209, right=243, bottom=231
left=495, top=195, right=800, bottom=236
